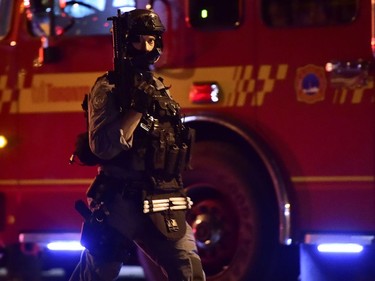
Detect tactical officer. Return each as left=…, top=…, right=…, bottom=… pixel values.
left=69, top=8, right=205, bottom=281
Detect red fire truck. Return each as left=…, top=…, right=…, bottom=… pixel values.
left=0, top=0, right=374, bottom=280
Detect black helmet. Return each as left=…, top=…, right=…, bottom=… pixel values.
left=120, top=9, right=165, bottom=67
left=123, top=9, right=165, bottom=36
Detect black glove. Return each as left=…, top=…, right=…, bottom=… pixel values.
left=131, top=80, right=155, bottom=113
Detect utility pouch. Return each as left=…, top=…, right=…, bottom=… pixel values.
left=150, top=139, right=166, bottom=170
left=176, top=143, right=188, bottom=173
left=143, top=191, right=188, bottom=241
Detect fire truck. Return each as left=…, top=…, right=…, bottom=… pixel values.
left=0, top=0, right=374, bottom=280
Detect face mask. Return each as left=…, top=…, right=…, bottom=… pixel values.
left=129, top=46, right=162, bottom=69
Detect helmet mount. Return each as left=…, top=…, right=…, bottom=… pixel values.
left=124, top=9, right=165, bottom=37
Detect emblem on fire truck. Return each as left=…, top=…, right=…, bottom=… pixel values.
left=295, top=64, right=327, bottom=104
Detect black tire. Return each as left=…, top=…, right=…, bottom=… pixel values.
left=184, top=140, right=277, bottom=281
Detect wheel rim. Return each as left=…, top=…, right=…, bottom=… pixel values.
left=187, top=186, right=239, bottom=275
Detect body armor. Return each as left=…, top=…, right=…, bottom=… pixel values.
left=130, top=73, right=194, bottom=181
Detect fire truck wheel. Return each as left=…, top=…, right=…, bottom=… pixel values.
left=139, top=140, right=280, bottom=281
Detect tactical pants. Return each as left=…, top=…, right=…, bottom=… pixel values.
left=69, top=192, right=205, bottom=281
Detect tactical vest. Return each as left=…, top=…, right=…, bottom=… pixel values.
left=71, top=73, right=195, bottom=181
left=130, top=76, right=194, bottom=180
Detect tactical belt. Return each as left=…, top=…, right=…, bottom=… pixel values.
left=143, top=196, right=193, bottom=213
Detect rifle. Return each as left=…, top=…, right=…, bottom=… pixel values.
left=107, top=10, right=134, bottom=110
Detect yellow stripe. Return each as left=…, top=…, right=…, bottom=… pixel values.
left=257, top=65, right=271, bottom=79
left=292, top=176, right=374, bottom=183
left=0, top=176, right=373, bottom=186
left=0, top=179, right=92, bottom=185
left=276, top=64, right=288, bottom=80
left=244, top=65, right=253, bottom=79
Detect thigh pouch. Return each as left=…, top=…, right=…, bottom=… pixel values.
left=143, top=192, right=193, bottom=241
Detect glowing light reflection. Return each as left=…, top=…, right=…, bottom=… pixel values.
left=47, top=241, right=84, bottom=251
left=201, top=9, right=208, bottom=19
left=317, top=243, right=363, bottom=253
left=0, top=136, right=8, bottom=148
